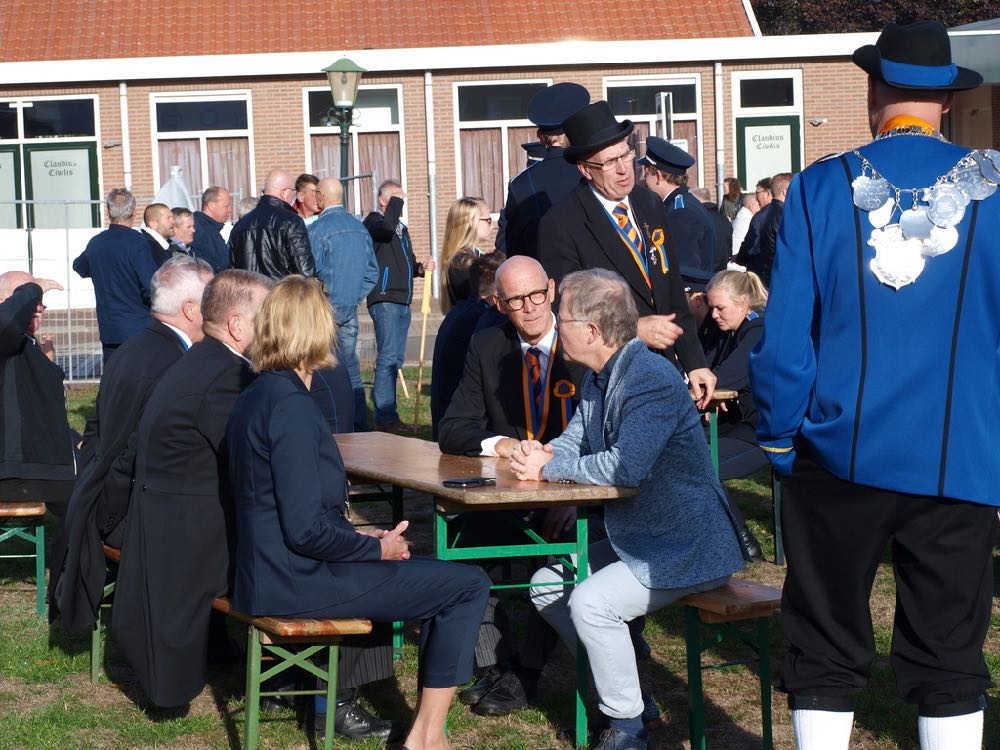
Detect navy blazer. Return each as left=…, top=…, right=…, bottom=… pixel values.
left=226, top=370, right=381, bottom=616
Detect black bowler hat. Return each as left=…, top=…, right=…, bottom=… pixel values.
left=637, top=136, right=695, bottom=175
left=563, top=101, right=634, bottom=164
left=852, top=20, right=982, bottom=91
left=521, top=141, right=547, bottom=163
left=527, top=82, right=591, bottom=135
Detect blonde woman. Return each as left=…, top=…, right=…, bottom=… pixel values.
left=226, top=275, right=489, bottom=750
left=441, top=196, right=492, bottom=312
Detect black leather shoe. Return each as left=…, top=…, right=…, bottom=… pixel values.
left=459, top=666, right=500, bottom=705
left=471, top=669, right=528, bottom=716
left=592, top=728, right=648, bottom=750
left=312, top=698, right=404, bottom=743
left=738, top=525, right=764, bottom=563
left=260, top=693, right=297, bottom=715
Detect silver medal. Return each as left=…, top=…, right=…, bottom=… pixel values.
left=972, top=151, right=1000, bottom=184
left=869, top=226, right=925, bottom=289
left=853, top=175, right=892, bottom=211
left=924, top=225, right=958, bottom=257
left=926, top=185, right=966, bottom=227
left=868, top=197, right=895, bottom=229
left=899, top=207, right=933, bottom=239
left=953, top=164, right=996, bottom=200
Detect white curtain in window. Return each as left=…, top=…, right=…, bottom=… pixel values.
left=207, top=137, right=251, bottom=202
left=460, top=129, right=503, bottom=212
left=158, top=139, right=201, bottom=200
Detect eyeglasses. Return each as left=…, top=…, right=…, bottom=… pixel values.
left=583, top=148, right=636, bottom=172
left=499, top=288, right=548, bottom=311
left=755, top=189, right=769, bottom=197
left=555, top=317, right=587, bottom=328
left=479, top=217, right=493, bottom=225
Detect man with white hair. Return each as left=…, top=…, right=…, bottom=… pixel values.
left=50, top=256, right=214, bottom=634
left=228, top=168, right=315, bottom=278
left=0, top=271, right=74, bottom=520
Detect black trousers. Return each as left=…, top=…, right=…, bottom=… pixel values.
left=780, top=458, right=994, bottom=717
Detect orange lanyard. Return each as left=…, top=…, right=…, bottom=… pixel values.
left=521, top=337, right=561, bottom=441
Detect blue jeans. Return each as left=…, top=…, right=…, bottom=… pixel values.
left=334, top=304, right=370, bottom=432
left=368, top=301, right=410, bottom=425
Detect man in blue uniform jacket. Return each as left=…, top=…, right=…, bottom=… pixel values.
left=749, top=21, right=999, bottom=750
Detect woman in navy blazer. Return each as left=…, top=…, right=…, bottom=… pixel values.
left=226, top=275, right=489, bottom=750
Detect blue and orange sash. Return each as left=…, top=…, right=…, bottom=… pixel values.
left=520, top=336, right=575, bottom=441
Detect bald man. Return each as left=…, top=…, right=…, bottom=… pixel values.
left=0, top=271, right=75, bottom=519
left=142, top=203, right=176, bottom=268
left=309, top=177, right=379, bottom=430
left=228, top=168, right=315, bottom=278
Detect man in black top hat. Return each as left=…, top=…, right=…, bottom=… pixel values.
left=750, top=21, right=994, bottom=750
left=639, top=137, right=727, bottom=278
left=537, top=101, right=715, bottom=407
left=500, top=82, right=590, bottom=259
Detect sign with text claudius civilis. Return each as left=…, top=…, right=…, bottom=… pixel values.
left=736, top=116, right=801, bottom=191
left=26, top=145, right=98, bottom=229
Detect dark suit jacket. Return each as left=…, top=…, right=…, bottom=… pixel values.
left=537, top=181, right=706, bottom=373
left=227, top=370, right=382, bottom=616
left=431, top=297, right=490, bottom=439
left=699, top=200, right=735, bottom=269
left=112, top=336, right=253, bottom=707
left=49, top=320, right=187, bottom=633
left=438, top=321, right=585, bottom=456
left=502, top=147, right=583, bottom=259
left=143, top=229, right=172, bottom=269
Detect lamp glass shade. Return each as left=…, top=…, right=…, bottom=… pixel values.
left=323, top=58, right=366, bottom=108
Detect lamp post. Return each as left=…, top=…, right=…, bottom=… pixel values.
left=322, top=57, right=366, bottom=207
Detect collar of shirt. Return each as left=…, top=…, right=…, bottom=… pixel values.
left=221, top=340, right=252, bottom=364
left=594, top=345, right=624, bottom=394
left=161, top=321, right=192, bottom=350
left=143, top=227, right=170, bottom=250
left=589, top=187, right=638, bottom=230
left=517, top=314, right=557, bottom=373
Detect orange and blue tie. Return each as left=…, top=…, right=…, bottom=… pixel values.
left=613, top=202, right=650, bottom=282
left=525, top=347, right=543, bottom=413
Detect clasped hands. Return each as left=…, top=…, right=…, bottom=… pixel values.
left=363, top=519, right=411, bottom=561
left=509, top=439, right=554, bottom=481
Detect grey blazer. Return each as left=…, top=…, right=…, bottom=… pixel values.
left=543, top=338, right=745, bottom=589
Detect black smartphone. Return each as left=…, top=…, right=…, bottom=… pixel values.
left=442, top=477, right=497, bottom=488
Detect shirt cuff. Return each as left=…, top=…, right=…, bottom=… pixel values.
left=480, top=435, right=505, bottom=457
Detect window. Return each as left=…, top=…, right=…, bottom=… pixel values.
left=605, top=76, right=703, bottom=188
left=454, top=81, right=549, bottom=212
left=0, top=96, right=100, bottom=229
left=151, top=92, right=254, bottom=204
left=305, top=85, right=405, bottom=215
left=738, top=78, right=795, bottom=109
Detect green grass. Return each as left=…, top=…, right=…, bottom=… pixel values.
left=3, top=378, right=998, bottom=748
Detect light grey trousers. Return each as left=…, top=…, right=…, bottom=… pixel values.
left=530, top=538, right=729, bottom=719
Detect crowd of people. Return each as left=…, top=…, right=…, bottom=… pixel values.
left=0, top=19, right=997, bottom=750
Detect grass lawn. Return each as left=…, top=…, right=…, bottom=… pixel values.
left=1, top=375, right=998, bottom=749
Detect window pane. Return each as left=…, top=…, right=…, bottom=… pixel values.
left=739, top=78, right=795, bottom=108
left=608, top=84, right=697, bottom=116
left=460, top=129, right=503, bottom=212
left=207, top=137, right=251, bottom=202
left=458, top=84, right=546, bottom=122
left=308, top=89, right=400, bottom=128
left=23, top=99, right=96, bottom=138
left=0, top=106, right=17, bottom=139
left=156, top=100, right=247, bottom=132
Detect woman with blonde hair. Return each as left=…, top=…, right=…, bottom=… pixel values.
left=703, top=269, right=769, bottom=480
left=226, top=275, right=489, bottom=750
left=441, top=196, right=492, bottom=312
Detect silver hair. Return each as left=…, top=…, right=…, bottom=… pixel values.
left=106, top=188, right=136, bottom=222
left=151, top=255, right=213, bottom=315
left=378, top=179, right=402, bottom=199
left=559, top=269, right=638, bottom=348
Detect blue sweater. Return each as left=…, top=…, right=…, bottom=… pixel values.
left=750, top=135, right=1000, bottom=507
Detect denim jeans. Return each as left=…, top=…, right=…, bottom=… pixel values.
left=334, top=304, right=370, bottom=431
left=368, top=301, right=410, bottom=425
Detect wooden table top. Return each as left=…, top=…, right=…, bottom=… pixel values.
left=335, top=432, right=637, bottom=512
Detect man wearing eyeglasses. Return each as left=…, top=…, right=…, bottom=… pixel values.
left=733, top=177, right=772, bottom=269
left=228, top=168, right=316, bottom=279
left=537, top=102, right=715, bottom=407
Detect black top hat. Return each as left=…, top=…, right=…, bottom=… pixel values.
left=527, top=82, right=591, bottom=135
left=563, top=102, right=634, bottom=164
left=852, top=21, right=982, bottom=92
left=637, top=136, right=695, bottom=175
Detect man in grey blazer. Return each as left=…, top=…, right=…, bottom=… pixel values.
left=512, top=269, right=745, bottom=750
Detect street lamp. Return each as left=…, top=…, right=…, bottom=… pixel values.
left=322, top=57, right=366, bottom=207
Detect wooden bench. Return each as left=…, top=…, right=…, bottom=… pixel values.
left=93, top=545, right=373, bottom=750
left=0, top=501, right=47, bottom=617
left=679, top=578, right=782, bottom=750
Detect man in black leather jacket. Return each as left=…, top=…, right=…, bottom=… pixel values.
left=748, top=172, right=789, bottom=288
left=229, top=169, right=315, bottom=279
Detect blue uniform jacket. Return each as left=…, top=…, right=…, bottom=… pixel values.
left=502, top=146, right=583, bottom=259
left=750, top=135, right=1000, bottom=507
left=543, top=338, right=745, bottom=589
left=226, top=370, right=381, bottom=616
left=663, top=185, right=724, bottom=277
left=73, top=224, right=157, bottom=344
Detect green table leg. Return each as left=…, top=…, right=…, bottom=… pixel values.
left=709, top=410, right=720, bottom=476
left=245, top=627, right=262, bottom=750
left=758, top=617, right=773, bottom=750
left=685, top=607, right=707, bottom=750
left=574, top=509, right=590, bottom=748
left=324, top=644, right=338, bottom=750
left=34, top=524, right=45, bottom=617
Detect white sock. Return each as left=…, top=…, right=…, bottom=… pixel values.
left=791, top=709, right=854, bottom=750
left=918, top=712, right=983, bottom=750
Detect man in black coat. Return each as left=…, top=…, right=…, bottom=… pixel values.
left=112, top=269, right=271, bottom=707
left=690, top=186, right=734, bottom=268
left=191, top=186, right=232, bottom=273
left=749, top=171, right=789, bottom=288
left=49, top=256, right=213, bottom=634
left=537, top=102, right=715, bottom=407
left=141, top=203, right=176, bottom=268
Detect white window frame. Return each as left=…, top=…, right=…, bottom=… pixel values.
left=452, top=78, right=552, bottom=211
left=302, top=83, right=406, bottom=215
left=730, top=69, right=804, bottom=175
left=603, top=73, right=704, bottom=186
left=149, top=89, right=255, bottom=198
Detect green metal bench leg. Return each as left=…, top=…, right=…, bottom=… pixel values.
left=91, top=616, right=102, bottom=683
left=244, top=626, right=262, bottom=750
left=324, top=645, right=338, bottom=750
left=685, top=607, right=708, bottom=750
left=392, top=620, right=405, bottom=661
left=772, top=472, right=784, bottom=566
left=34, top=524, right=45, bottom=617
left=757, top=617, right=773, bottom=750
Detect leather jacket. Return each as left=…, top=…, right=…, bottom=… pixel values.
left=228, top=194, right=315, bottom=279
